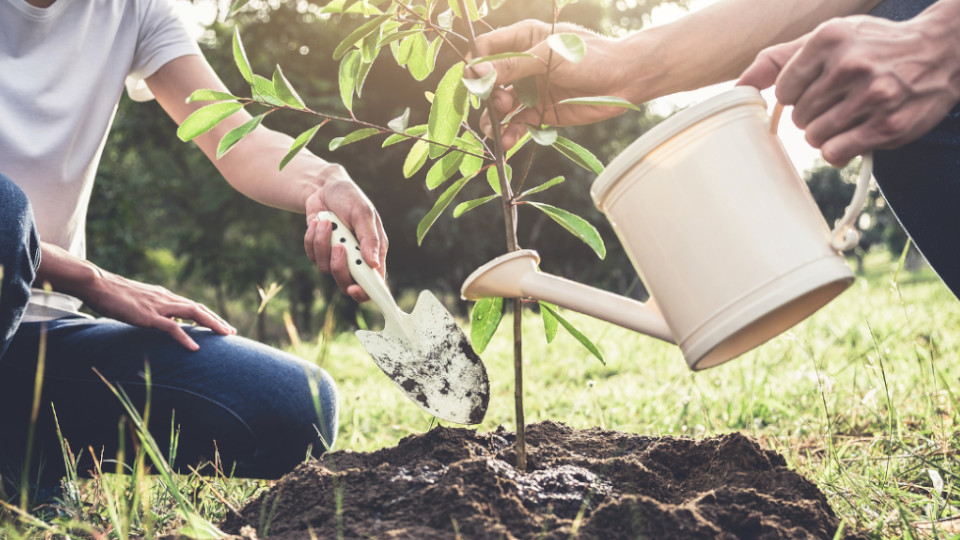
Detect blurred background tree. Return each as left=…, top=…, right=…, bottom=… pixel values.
left=86, top=0, right=910, bottom=345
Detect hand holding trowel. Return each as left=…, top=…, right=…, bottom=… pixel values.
left=318, top=211, right=489, bottom=425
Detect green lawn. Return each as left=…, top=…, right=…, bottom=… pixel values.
left=3, top=250, right=960, bottom=538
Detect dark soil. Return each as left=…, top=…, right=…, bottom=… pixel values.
left=222, top=421, right=857, bottom=539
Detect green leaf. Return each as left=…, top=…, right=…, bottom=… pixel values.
left=437, top=8, right=454, bottom=29
left=329, top=127, right=380, bottom=151
left=539, top=301, right=559, bottom=343
left=397, top=33, right=415, bottom=66
left=232, top=27, right=254, bottom=84
left=216, top=113, right=264, bottom=159
left=279, top=123, right=324, bottom=171
left=519, top=176, right=564, bottom=199
left=355, top=57, right=376, bottom=98
left=462, top=68, right=497, bottom=100
left=547, top=32, right=586, bottom=63
left=426, top=36, right=443, bottom=73
left=505, top=132, right=532, bottom=160
left=320, top=0, right=346, bottom=14
left=428, top=62, right=468, bottom=158
left=454, top=195, right=498, bottom=217
left=403, top=139, right=430, bottom=178
left=514, top=76, right=540, bottom=108
left=347, top=0, right=384, bottom=15
left=339, top=49, right=361, bottom=111
left=378, top=29, right=421, bottom=49
left=541, top=304, right=604, bottom=363
left=186, top=89, right=238, bottom=103
left=406, top=33, right=431, bottom=81
left=526, top=202, right=606, bottom=258
left=527, top=125, right=557, bottom=146
left=226, top=0, right=251, bottom=18
left=558, top=96, right=641, bottom=111
left=450, top=0, right=480, bottom=20
left=332, top=12, right=393, bottom=61
left=447, top=0, right=461, bottom=18
left=456, top=132, right=485, bottom=176
left=272, top=65, right=306, bottom=109
left=359, top=25, right=380, bottom=64
left=486, top=164, right=512, bottom=195
left=470, top=297, right=504, bottom=354
left=383, top=124, right=427, bottom=147
left=467, top=52, right=536, bottom=67
left=425, top=151, right=465, bottom=189
left=388, top=108, right=410, bottom=132
left=177, top=102, right=243, bottom=142
left=552, top=136, right=604, bottom=174
left=251, top=75, right=285, bottom=107
left=416, top=174, right=474, bottom=244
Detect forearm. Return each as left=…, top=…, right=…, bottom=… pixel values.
left=148, top=55, right=348, bottom=214
left=915, top=0, right=960, bottom=68
left=620, top=0, right=883, bottom=102
left=197, top=122, right=346, bottom=214
left=34, top=241, right=102, bottom=299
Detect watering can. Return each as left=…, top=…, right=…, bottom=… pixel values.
left=461, top=87, right=872, bottom=371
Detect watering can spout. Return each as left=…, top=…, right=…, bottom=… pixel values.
left=461, top=250, right=675, bottom=344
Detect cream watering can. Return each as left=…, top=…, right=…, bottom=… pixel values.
left=461, top=87, right=872, bottom=371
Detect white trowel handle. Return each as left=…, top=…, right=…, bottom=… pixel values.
left=316, top=211, right=403, bottom=326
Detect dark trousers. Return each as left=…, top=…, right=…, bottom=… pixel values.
left=0, top=174, right=338, bottom=494
left=870, top=0, right=960, bottom=299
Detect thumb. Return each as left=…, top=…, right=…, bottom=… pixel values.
left=471, top=42, right=551, bottom=88
left=737, top=38, right=805, bottom=90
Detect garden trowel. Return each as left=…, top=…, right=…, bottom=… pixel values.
left=318, top=211, right=489, bottom=425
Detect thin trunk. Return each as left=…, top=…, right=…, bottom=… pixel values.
left=459, top=0, right=526, bottom=471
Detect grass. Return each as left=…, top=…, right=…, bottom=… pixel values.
left=3, top=249, right=960, bottom=538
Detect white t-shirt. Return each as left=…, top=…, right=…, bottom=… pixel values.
left=0, top=0, right=200, bottom=321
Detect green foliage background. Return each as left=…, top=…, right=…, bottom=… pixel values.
left=86, top=0, right=906, bottom=344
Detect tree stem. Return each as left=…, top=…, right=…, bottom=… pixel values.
left=458, top=0, right=526, bottom=471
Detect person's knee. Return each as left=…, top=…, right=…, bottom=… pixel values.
left=0, top=173, right=40, bottom=278
left=240, top=362, right=339, bottom=478
left=0, top=174, right=39, bottom=355
left=292, top=363, right=340, bottom=455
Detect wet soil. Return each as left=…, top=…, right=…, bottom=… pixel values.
left=222, top=421, right=856, bottom=539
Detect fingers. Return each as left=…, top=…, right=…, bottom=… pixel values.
left=305, top=217, right=334, bottom=273
left=737, top=38, right=806, bottom=91
left=155, top=318, right=201, bottom=351
left=182, top=301, right=236, bottom=336
left=350, top=209, right=383, bottom=271
left=156, top=300, right=236, bottom=350
left=481, top=102, right=542, bottom=150
left=474, top=20, right=553, bottom=86
left=772, top=30, right=839, bottom=107
left=328, top=242, right=362, bottom=301
left=308, top=211, right=387, bottom=303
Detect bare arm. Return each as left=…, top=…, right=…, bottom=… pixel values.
left=146, top=55, right=388, bottom=301
left=476, top=0, right=882, bottom=147
left=738, top=0, right=960, bottom=165
left=619, top=0, right=884, bottom=100
left=35, top=241, right=234, bottom=350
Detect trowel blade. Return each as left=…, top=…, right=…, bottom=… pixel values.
left=356, top=290, right=489, bottom=425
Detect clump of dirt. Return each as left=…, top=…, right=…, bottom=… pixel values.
left=222, top=422, right=855, bottom=539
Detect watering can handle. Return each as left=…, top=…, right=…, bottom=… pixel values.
left=769, top=102, right=873, bottom=252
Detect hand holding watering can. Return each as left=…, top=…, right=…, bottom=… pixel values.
left=463, top=87, right=872, bottom=370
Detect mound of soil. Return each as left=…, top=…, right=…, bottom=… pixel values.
left=222, top=422, right=853, bottom=539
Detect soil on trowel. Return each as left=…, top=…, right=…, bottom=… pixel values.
left=221, top=421, right=857, bottom=539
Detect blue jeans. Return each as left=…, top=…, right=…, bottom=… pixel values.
left=0, top=174, right=338, bottom=492
left=870, top=0, right=960, bottom=299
